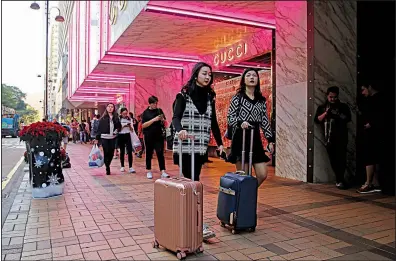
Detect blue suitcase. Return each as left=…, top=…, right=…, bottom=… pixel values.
left=217, top=128, right=258, bottom=234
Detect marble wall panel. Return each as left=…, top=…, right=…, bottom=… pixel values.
left=313, top=1, right=357, bottom=182
left=134, top=78, right=156, bottom=116
left=154, top=70, right=183, bottom=122
left=275, top=1, right=308, bottom=181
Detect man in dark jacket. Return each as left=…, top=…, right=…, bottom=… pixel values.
left=315, top=86, right=351, bottom=189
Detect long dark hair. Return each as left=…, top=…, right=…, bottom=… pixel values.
left=182, top=62, right=216, bottom=100
left=102, top=103, right=119, bottom=119
left=236, top=68, right=265, bottom=101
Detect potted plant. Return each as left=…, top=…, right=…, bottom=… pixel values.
left=19, top=121, right=68, bottom=198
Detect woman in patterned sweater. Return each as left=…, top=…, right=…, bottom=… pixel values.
left=172, top=62, right=224, bottom=240
left=227, top=68, right=275, bottom=186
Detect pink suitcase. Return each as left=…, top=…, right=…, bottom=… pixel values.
left=153, top=136, right=203, bottom=260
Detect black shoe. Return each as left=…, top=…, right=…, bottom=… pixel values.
left=336, top=182, right=347, bottom=190
left=206, top=160, right=213, bottom=163
left=106, top=168, right=111, bottom=175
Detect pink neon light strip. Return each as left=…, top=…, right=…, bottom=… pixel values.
left=87, top=75, right=136, bottom=81
left=90, top=73, right=136, bottom=78
left=230, top=64, right=271, bottom=70
left=215, top=70, right=242, bottom=75
left=78, top=88, right=129, bottom=92
left=79, top=86, right=130, bottom=91
left=85, top=79, right=132, bottom=84
left=144, top=5, right=276, bottom=29
left=77, top=90, right=129, bottom=94
left=100, top=60, right=183, bottom=70
left=106, top=51, right=199, bottom=63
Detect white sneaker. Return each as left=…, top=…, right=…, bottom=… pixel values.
left=203, top=224, right=215, bottom=240
left=129, top=167, right=136, bottom=173
left=120, top=167, right=125, bottom=172
left=147, top=172, right=153, bottom=179
left=161, top=171, right=170, bottom=178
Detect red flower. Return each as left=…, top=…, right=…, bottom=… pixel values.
left=19, top=121, right=67, bottom=143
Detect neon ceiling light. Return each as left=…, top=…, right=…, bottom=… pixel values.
left=106, top=51, right=199, bottom=63
left=230, top=64, right=271, bottom=70
left=215, top=70, right=242, bottom=75
left=77, top=89, right=129, bottom=94
left=87, top=76, right=136, bottom=81
left=79, top=87, right=129, bottom=91
left=100, top=60, right=184, bottom=70
left=85, top=79, right=132, bottom=84
left=144, top=5, right=276, bottom=29
left=90, top=73, right=136, bottom=78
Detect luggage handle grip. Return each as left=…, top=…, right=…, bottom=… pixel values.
left=241, top=128, right=255, bottom=176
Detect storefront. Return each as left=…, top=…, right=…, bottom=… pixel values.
left=67, top=1, right=357, bottom=184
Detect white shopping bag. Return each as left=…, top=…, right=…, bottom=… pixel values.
left=130, top=132, right=142, bottom=153
left=88, top=144, right=104, bottom=168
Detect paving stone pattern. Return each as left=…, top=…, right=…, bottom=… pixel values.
left=2, top=144, right=395, bottom=260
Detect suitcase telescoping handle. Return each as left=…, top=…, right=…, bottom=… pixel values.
left=241, top=127, right=255, bottom=176
left=177, top=133, right=195, bottom=180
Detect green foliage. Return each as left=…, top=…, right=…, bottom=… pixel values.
left=20, top=105, right=40, bottom=125
left=1, top=84, right=39, bottom=124
left=1, top=84, right=27, bottom=110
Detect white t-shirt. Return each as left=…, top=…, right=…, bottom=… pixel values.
left=120, top=118, right=132, bottom=134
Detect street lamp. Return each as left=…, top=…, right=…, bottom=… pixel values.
left=30, top=1, right=64, bottom=120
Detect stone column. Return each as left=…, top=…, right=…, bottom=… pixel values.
left=275, top=1, right=357, bottom=183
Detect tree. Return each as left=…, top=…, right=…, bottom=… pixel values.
left=20, top=105, right=40, bottom=124
left=1, top=84, right=39, bottom=124
left=1, top=84, right=27, bottom=110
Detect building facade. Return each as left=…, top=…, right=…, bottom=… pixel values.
left=65, top=1, right=357, bottom=184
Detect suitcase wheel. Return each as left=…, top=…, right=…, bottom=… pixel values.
left=220, top=222, right=226, bottom=228
left=176, top=251, right=186, bottom=260
left=247, top=227, right=256, bottom=232
left=152, top=240, right=159, bottom=249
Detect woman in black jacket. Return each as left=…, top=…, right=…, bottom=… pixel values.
left=95, top=103, right=121, bottom=175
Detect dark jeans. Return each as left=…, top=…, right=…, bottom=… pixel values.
left=178, top=154, right=204, bottom=181
left=101, top=138, right=116, bottom=171
left=326, top=142, right=347, bottom=183
left=118, top=133, right=133, bottom=168
left=144, top=135, right=165, bottom=170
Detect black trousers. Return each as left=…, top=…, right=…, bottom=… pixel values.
left=326, top=142, right=347, bottom=183
left=178, top=154, right=204, bottom=181
left=118, top=133, right=133, bottom=168
left=101, top=138, right=116, bottom=170
left=144, top=135, right=166, bottom=170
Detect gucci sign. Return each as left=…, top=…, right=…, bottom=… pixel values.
left=109, top=0, right=127, bottom=25
left=213, top=42, right=248, bottom=66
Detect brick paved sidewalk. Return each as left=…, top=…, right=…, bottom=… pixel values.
left=2, top=143, right=395, bottom=260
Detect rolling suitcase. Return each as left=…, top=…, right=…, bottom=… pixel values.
left=153, top=136, right=204, bottom=260
left=217, top=128, right=258, bottom=234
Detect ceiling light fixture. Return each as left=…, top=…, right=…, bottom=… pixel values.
left=144, top=5, right=276, bottom=29
left=106, top=51, right=199, bottom=63
left=85, top=79, right=132, bottom=84
left=100, top=60, right=184, bottom=70
left=90, top=73, right=136, bottom=78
